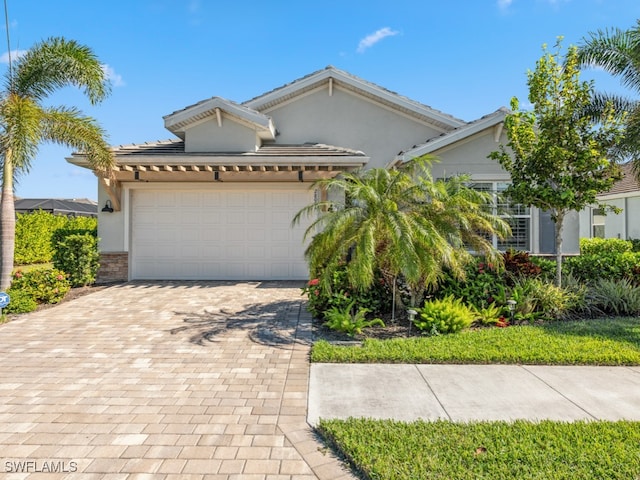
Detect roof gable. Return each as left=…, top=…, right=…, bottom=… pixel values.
left=393, top=108, right=509, bottom=165
left=243, top=66, right=466, bottom=132
left=163, top=97, right=276, bottom=141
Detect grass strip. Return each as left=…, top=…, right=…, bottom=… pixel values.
left=318, top=418, right=640, bottom=480
left=311, top=317, right=640, bottom=365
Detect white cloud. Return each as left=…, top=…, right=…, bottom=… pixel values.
left=497, top=0, right=513, bottom=9
left=101, top=64, right=125, bottom=87
left=188, top=0, right=200, bottom=13
left=357, top=27, right=399, bottom=53
left=0, top=49, right=27, bottom=64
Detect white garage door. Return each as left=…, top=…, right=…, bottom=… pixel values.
left=130, top=184, right=313, bottom=280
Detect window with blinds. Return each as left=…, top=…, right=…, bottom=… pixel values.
left=470, top=181, right=531, bottom=251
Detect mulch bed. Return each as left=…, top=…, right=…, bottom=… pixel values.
left=312, top=311, right=424, bottom=343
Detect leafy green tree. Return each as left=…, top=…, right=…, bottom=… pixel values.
left=293, top=156, right=510, bottom=309
left=0, top=37, right=113, bottom=289
left=490, top=40, right=624, bottom=287
left=577, top=20, right=640, bottom=173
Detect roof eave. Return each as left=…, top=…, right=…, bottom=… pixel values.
left=390, top=108, right=509, bottom=167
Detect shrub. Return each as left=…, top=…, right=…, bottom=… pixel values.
left=14, top=211, right=66, bottom=264
left=564, top=250, right=640, bottom=283
left=580, top=237, right=632, bottom=255
left=438, top=258, right=508, bottom=310
left=14, top=212, right=97, bottom=266
left=3, top=288, right=38, bottom=314
left=413, top=295, right=476, bottom=335
left=302, top=265, right=392, bottom=320
left=52, top=233, right=99, bottom=287
left=10, top=268, right=71, bottom=304
left=322, top=299, right=385, bottom=337
left=503, top=250, right=542, bottom=279
left=588, top=278, right=640, bottom=316
left=529, top=256, right=557, bottom=282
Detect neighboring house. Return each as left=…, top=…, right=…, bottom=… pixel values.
left=68, top=66, right=580, bottom=282
left=14, top=198, right=98, bottom=217
left=579, top=162, right=640, bottom=240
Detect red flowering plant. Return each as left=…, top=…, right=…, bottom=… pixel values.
left=301, top=265, right=392, bottom=320
left=9, top=268, right=71, bottom=305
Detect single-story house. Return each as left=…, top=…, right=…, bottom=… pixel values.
left=68, top=66, right=580, bottom=283
left=579, top=162, right=640, bottom=240
left=14, top=198, right=98, bottom=217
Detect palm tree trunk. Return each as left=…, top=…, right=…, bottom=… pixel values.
left=0, top=152, right=15, bottom=290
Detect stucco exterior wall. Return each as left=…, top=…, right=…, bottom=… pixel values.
left=185, top=118, right=257, bottom=152
left=626, top=197, right=640, bottom=239
left=266, top=86, right=443, bottom=169
left=97, top=181, right=126, bottom=252
left=428, top=130, right=509, bottom=179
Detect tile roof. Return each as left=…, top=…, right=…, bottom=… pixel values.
left=14, top=198, right=98, bottom=216
left=243, top=66, right=466, bottom=131
left=600, top=162, right=640, bottom=197
left=103, top=140, right=366, bottom=157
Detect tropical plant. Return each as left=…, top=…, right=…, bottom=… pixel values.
left=489, top=39, right=624, bottom=287
left=437, top=258, right=508, bottom=310
left=293, top=156, right=510, bottom=311
left=0, top=37, right=114, bottom=290
left=473, top=302, right=506, bottom=326
left=322, top=299, right=385, bottom=337
left=413, top=295, right=476, bottom=335
left=301, top=266, right=391, bottom=320
left=577, top=20, right=640, bottom=172
left=588, top=278, right=640, bottom=316
left=510, top=277, right=576, bottom=321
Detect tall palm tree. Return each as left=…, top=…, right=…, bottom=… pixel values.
left=0, top=37, right=113, bottom=290
left=293, top=156, right=510, bottom=308
left=577, top=20, right=640, bottom=173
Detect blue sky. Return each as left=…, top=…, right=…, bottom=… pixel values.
left=3, top=0, right=640, bottom=200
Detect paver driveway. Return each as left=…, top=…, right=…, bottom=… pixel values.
left=0, top=281, right=355, bottom=480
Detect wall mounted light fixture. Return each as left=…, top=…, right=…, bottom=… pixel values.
left=101, top=200, right=114, bottom=213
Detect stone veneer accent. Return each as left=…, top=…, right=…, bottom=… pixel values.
left=96, top=252, right=129, bottom=283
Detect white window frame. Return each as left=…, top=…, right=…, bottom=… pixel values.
left=470, top=181, right=532, bottom=252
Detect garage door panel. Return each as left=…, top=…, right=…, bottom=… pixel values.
left=131, top=186, right=312, bottom=280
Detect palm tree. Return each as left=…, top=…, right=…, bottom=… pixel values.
left=293, top=156, right=510, bottom=308
left=0, top=37, right=113, bottom=290
left=577, top=20, right=640, bottom=173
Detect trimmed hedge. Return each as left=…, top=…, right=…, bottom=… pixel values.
left=14, top=211, right=97, bottom=265
left=53, top=233, right=99, bottom=287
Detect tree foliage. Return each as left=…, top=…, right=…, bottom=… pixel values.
left=0, top=37, right=113, bottom=289
left=293, top=156, right=510, bottom=308
left=577, top=20, right=640, bottom=173
left=490, top=39, right=624, bottom=286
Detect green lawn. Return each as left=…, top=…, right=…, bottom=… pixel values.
left=311, top=317, right=640, bottom=365
left=318, top=418, right=640, bottom=480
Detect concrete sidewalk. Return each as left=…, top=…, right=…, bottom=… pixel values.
left=308, top=363, right=640, bottom=424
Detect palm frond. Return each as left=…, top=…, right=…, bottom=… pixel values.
left=0, top=94, right=43, bottom=174
left=10, top=37, right=110, bottom=103
left=39, top=107, right=113, bottom=176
